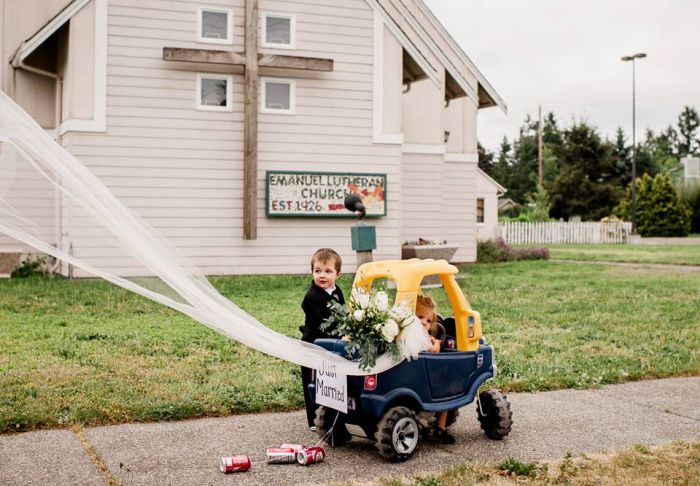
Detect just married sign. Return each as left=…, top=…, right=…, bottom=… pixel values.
left=315, top=360, right=348, bottom=413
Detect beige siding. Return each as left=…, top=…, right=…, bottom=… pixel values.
left=402, top=76, right=443, bottom=144
left=475, top=170, right=501, bottom=242
left=381, top=25, right=403, bottom=134
left=444, top=160, right=477, bottom=262
left=0, top=145, right=57, bottom=253
left=400, top=152, right=443, bottom=241
left=0, top=0, right=70, bottom=255
left=62, top=1, right=96, bottom=121
left=60, top=0, right=403, bottom=276
left=400, top=154, right=477, bottom=263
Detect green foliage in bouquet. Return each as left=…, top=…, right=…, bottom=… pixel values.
left=321, top=288, right=413, bottom=371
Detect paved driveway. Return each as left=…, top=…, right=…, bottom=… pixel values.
left=1, top=377, right=699, bottom=485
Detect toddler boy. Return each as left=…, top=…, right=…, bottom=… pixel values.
left=299, top=248, right=345, bottom=428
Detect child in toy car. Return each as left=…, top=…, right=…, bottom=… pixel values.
left=415, top=295, right=456, bottom=444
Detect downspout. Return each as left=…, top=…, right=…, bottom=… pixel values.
left=12, top=53, right=65, bottom=275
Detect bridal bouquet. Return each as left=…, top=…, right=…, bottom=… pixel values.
left=321, top=287, right=427, bottom=371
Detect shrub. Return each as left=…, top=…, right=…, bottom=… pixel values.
left=477, top=238, right=549, bottom=263
left=615, top=173, right=692, bottom=236
left=678, top=183, right=700, bottom=234
left=10, top=255, right=49, bottom=278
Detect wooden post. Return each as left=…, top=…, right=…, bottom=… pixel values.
left=243, top=0, right=259, bottom=240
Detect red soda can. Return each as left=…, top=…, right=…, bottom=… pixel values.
left=280, top=443, right=305, bottom=452
left=296, top=446, right=326, bottom=466
left=266, top=447, right=297, bottom=464
left=220, top=455, right=251, bottom=473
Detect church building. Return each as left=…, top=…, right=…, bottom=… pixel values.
left=0, top=0, right=505, bottom=276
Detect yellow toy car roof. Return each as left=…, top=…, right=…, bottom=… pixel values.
left=355, top=258, right=457, bottom=293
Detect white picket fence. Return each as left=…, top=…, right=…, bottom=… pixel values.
left=498, top=221, right=633, bottom=245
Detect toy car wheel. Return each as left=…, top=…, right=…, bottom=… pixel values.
left=315, top=406, right=350, bottom=447
left=477, top=389, right=512, bottom=440
left=375, top=406, right=420, bottom=461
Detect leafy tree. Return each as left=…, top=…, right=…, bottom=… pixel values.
left=616, top=173, right=691, bottom=236
left=524, top=184, right=552, bottom=221
left=542, top=144, right=559, bottom=187
left=549, top=121, right=620, bottom=221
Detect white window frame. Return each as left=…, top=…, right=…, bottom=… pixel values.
left=197, top=6, right=233, bottom=45
left=261, top=12, right=296, bottom=49
left=261, top=78, right=296, bottom=114
left=196, top=73, right=233, bottom=112
left=476, top=198, right=485, bottom=224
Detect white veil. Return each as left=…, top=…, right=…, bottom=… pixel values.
left=0, top=91, right=400, bottom=375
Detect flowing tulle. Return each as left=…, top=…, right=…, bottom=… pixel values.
left=0, top=91, right=403, bottom=375
left=397, top=316, right=432, bottom=361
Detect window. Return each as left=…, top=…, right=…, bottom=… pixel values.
left=197, top=7, right=233, bottom=44
left=261, top=78, right=295, bottom=114
left=196, top=74, right=233, bottom=111
left=476, top=198, right=485, bottom=224
left=261, top=13, right=295, bottom=49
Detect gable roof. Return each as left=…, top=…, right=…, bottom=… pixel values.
left=368, top=0, right=506, bottom=113
left=477, top=167, right=507, bottom=195
left=10, top=0, right=90, bottom=67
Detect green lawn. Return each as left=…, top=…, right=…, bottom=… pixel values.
left=1, top=261, right=699, bottom=433
left=546, top=244, right=700, bottom=265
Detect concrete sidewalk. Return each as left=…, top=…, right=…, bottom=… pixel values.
left=1, top=377, right=699, bottom=486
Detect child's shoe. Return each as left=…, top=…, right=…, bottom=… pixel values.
left=433, top=427, right=456, bottom=444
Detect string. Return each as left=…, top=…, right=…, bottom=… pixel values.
left=248, top=410, right=340, bottom=465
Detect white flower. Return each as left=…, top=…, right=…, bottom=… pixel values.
left=381, top=319, right=400, bottom=342
left=390, top=300, right=413, bottom=325
left=352, top=288, right=370, bottom=309
left=353, top=309, right=365, bottom=321
left=375, top=291, right=389, bottom=312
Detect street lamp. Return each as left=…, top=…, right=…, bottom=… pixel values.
left=621, top=52, right=646, bottom=234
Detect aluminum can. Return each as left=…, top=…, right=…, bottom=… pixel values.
left=220, top=455, right=251, bottom=473
left=266, top=447, right=297, bottom=464
left=296, top=446, right=326, bottom=466
left=280, top=443, right=305, bottom=452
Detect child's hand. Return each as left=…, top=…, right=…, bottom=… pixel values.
left=428, top=336, right=441, bottom=353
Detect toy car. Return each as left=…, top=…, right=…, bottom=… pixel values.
left=309, top=259, right=512, bottom=461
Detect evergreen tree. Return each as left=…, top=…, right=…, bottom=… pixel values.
left=675, top=106, right=700, bottom=157
left=508, top=117, right=539, bottom=203
left=491, top=137, right=512, bottom=191
left=550, top=121, right=620, bottom=221
left=543, top=112, right=563, bottom=146
left=616, top=173, right=691, bottom=236
left=477, top=142, right=496, bottom=176
left=610, top=127, right=631, bottom=186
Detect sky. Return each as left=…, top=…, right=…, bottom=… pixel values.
left=422, top=0, right=700, bottom=153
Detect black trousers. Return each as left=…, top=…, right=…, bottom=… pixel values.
left=301, top=365, right=317, bottom=427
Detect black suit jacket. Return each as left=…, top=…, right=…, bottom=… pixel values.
left=299, top=281, right=345, bottom=343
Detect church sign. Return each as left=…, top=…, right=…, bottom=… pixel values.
left=266, top=171, right=387, bottom=217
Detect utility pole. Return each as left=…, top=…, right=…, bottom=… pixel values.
left=537, top=105, right=543, bottom=186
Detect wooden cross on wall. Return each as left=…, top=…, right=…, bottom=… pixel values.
left=162, top=0, right=333, bottom=240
